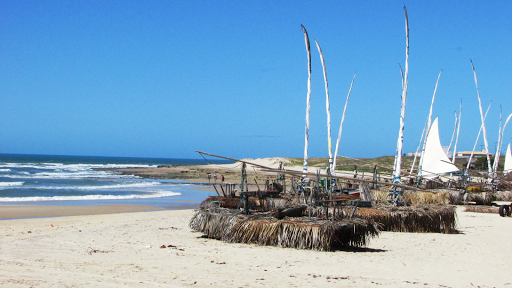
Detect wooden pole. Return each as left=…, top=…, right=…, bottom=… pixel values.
left=212, top=184, right=223, bottom=197
left=254, top=179, right=260, bottom=191
left=220, top=184, right=226, bottom=197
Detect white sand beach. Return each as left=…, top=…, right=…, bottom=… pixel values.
left=0, top=206, right=511, bottom=287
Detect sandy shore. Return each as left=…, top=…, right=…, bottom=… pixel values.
left=1, top=206, right=511, bottom=287
left=1, top=162, right=510, bottom=287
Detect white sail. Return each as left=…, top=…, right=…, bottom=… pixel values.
left=504, top=144, right=512, bottom=175
left=420, top=117, right=459, bottom=178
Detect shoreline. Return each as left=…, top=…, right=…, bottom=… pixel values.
left=0, top=165, right=221, bottom=219
left=2, top=162, right=512, bottom=286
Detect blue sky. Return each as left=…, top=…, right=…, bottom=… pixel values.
left=0, top=0, right=511, bottom=160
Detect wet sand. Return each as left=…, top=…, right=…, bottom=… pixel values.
left=0, top=204, right=164, bottom=220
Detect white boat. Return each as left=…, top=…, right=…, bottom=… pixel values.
left=419, top=117, right=459, bottom=178
left=504, top=143, right=512, bottom=175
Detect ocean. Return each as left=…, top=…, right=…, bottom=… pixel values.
left=0, top=153, right=231, bottom=208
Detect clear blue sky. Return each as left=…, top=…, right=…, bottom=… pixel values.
left=1, top=0, right=511, bottom=160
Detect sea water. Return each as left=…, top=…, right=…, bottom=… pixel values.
left=0, top=154, right=231, bottom=208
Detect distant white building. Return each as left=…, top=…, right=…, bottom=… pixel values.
left=409, top=148, right=493, bottom=160
left=457, top=150, right=493, bottom=159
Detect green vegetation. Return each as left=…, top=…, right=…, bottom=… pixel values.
left=470, top=156, right=504, bottom=171
left=286, top=155, right=471, bottom=174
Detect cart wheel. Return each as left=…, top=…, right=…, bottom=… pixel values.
left=498, top=205, right=510, bottom=217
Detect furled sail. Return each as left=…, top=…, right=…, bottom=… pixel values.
left=314, top=40, right=333, bottom=169
left=301, top=25, right=311, bottom=174
left=420, top=117, right=459, bottom=178
left=504, top=144, right=512, bottom=175
left=392, top=4, right=409, bottom=184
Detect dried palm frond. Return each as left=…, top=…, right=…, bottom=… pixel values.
left=226, top=217, right=379, bottom=251
left=464, top=192, right=495, bottom=205
left=189, top=208, right=241, bottom=239
left=189, top=208, right=380, bottom=251
left=404, top=191, right=450, bottom=205
left=463, top=206, right=499, bottom=214
left=371, top=189, right=390, bottom=204
left=448, top=190, right=464, bottom=205
left=494, top=191, right=512, bottom=201
left=347, top=205, right=457, bottom=234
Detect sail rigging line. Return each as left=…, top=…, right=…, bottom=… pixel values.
left=471, top=59, right=493, bottom=178
left=493, top=112, right=512, bottom=177
left=332, top=72, right=356, bottom=175
left=492, top=106, right=503, bottom=177
left=409, top=120, right=428, bottom=176
left=447, top=111, right=458, bottom=156
left=301, top=25, right=312, bottom=174
left=452, top=100, right=462, bottom=164
left=466, top=102, right=492, bottom=172
left=418, top=70, right=442, bottom=178
left=195, top=151, right=275, bottom=170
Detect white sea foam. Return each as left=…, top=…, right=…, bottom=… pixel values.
left=0, top=162, right=155, bottom=170
left=0, top=161, right=155, bottom=183
left=2, top=181, right=162, bottom=191
left=2, top=173, right=134, bottom=180
left=32, top=171, right=115, bottom=179
left=0, top=181, right=24, bottom=187
left=39, top=182, right=162, bottom=191
left=0, top=191, right=181, bottom=202
left=0, top=169, right=11, bottom=172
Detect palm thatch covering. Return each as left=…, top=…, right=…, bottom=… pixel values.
left=404, top=191, right=451, bottom=205
left=371, top=189, right=390, bottom=204
left=189, top=208, right=240, bottom=239
left=494, top=191, right=512, bottom=201
left=463, top=206, right=499, bottom=214
left=463, top=192, right=495, bottom=205
left=372, top=189, right=460, bottom=205
left=199, top=196, right=298, bottom=211
left=189, top=208, right=379, bottom=251
left=346, top=205, right=457, bottom=234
